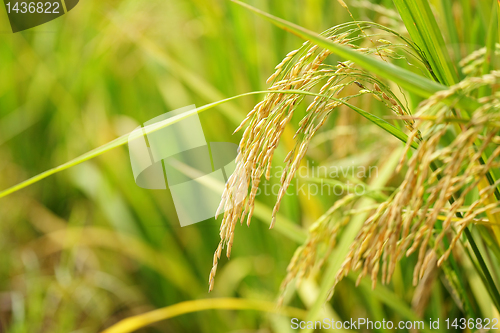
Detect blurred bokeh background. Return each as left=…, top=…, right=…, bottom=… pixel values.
left=0, top=0, right=491, bottom=332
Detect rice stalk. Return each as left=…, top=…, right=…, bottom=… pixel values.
left=333, top=71, right=500, bottom=292
left=209, top=23, right=500, bottom=312
left=209, top=23, right=428, bottom=291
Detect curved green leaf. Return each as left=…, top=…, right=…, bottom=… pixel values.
left=0, top=90, right=415, bottom=198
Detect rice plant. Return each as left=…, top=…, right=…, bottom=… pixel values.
left=210, top=0, right=500, bottom=324
left=2, top=0, right=500, bottom=332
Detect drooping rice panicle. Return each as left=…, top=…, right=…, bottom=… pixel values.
left=209, top=23, right=432, bottom=291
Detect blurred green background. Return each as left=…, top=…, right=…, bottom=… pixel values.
left=0, top=0, right=492, bottom=332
